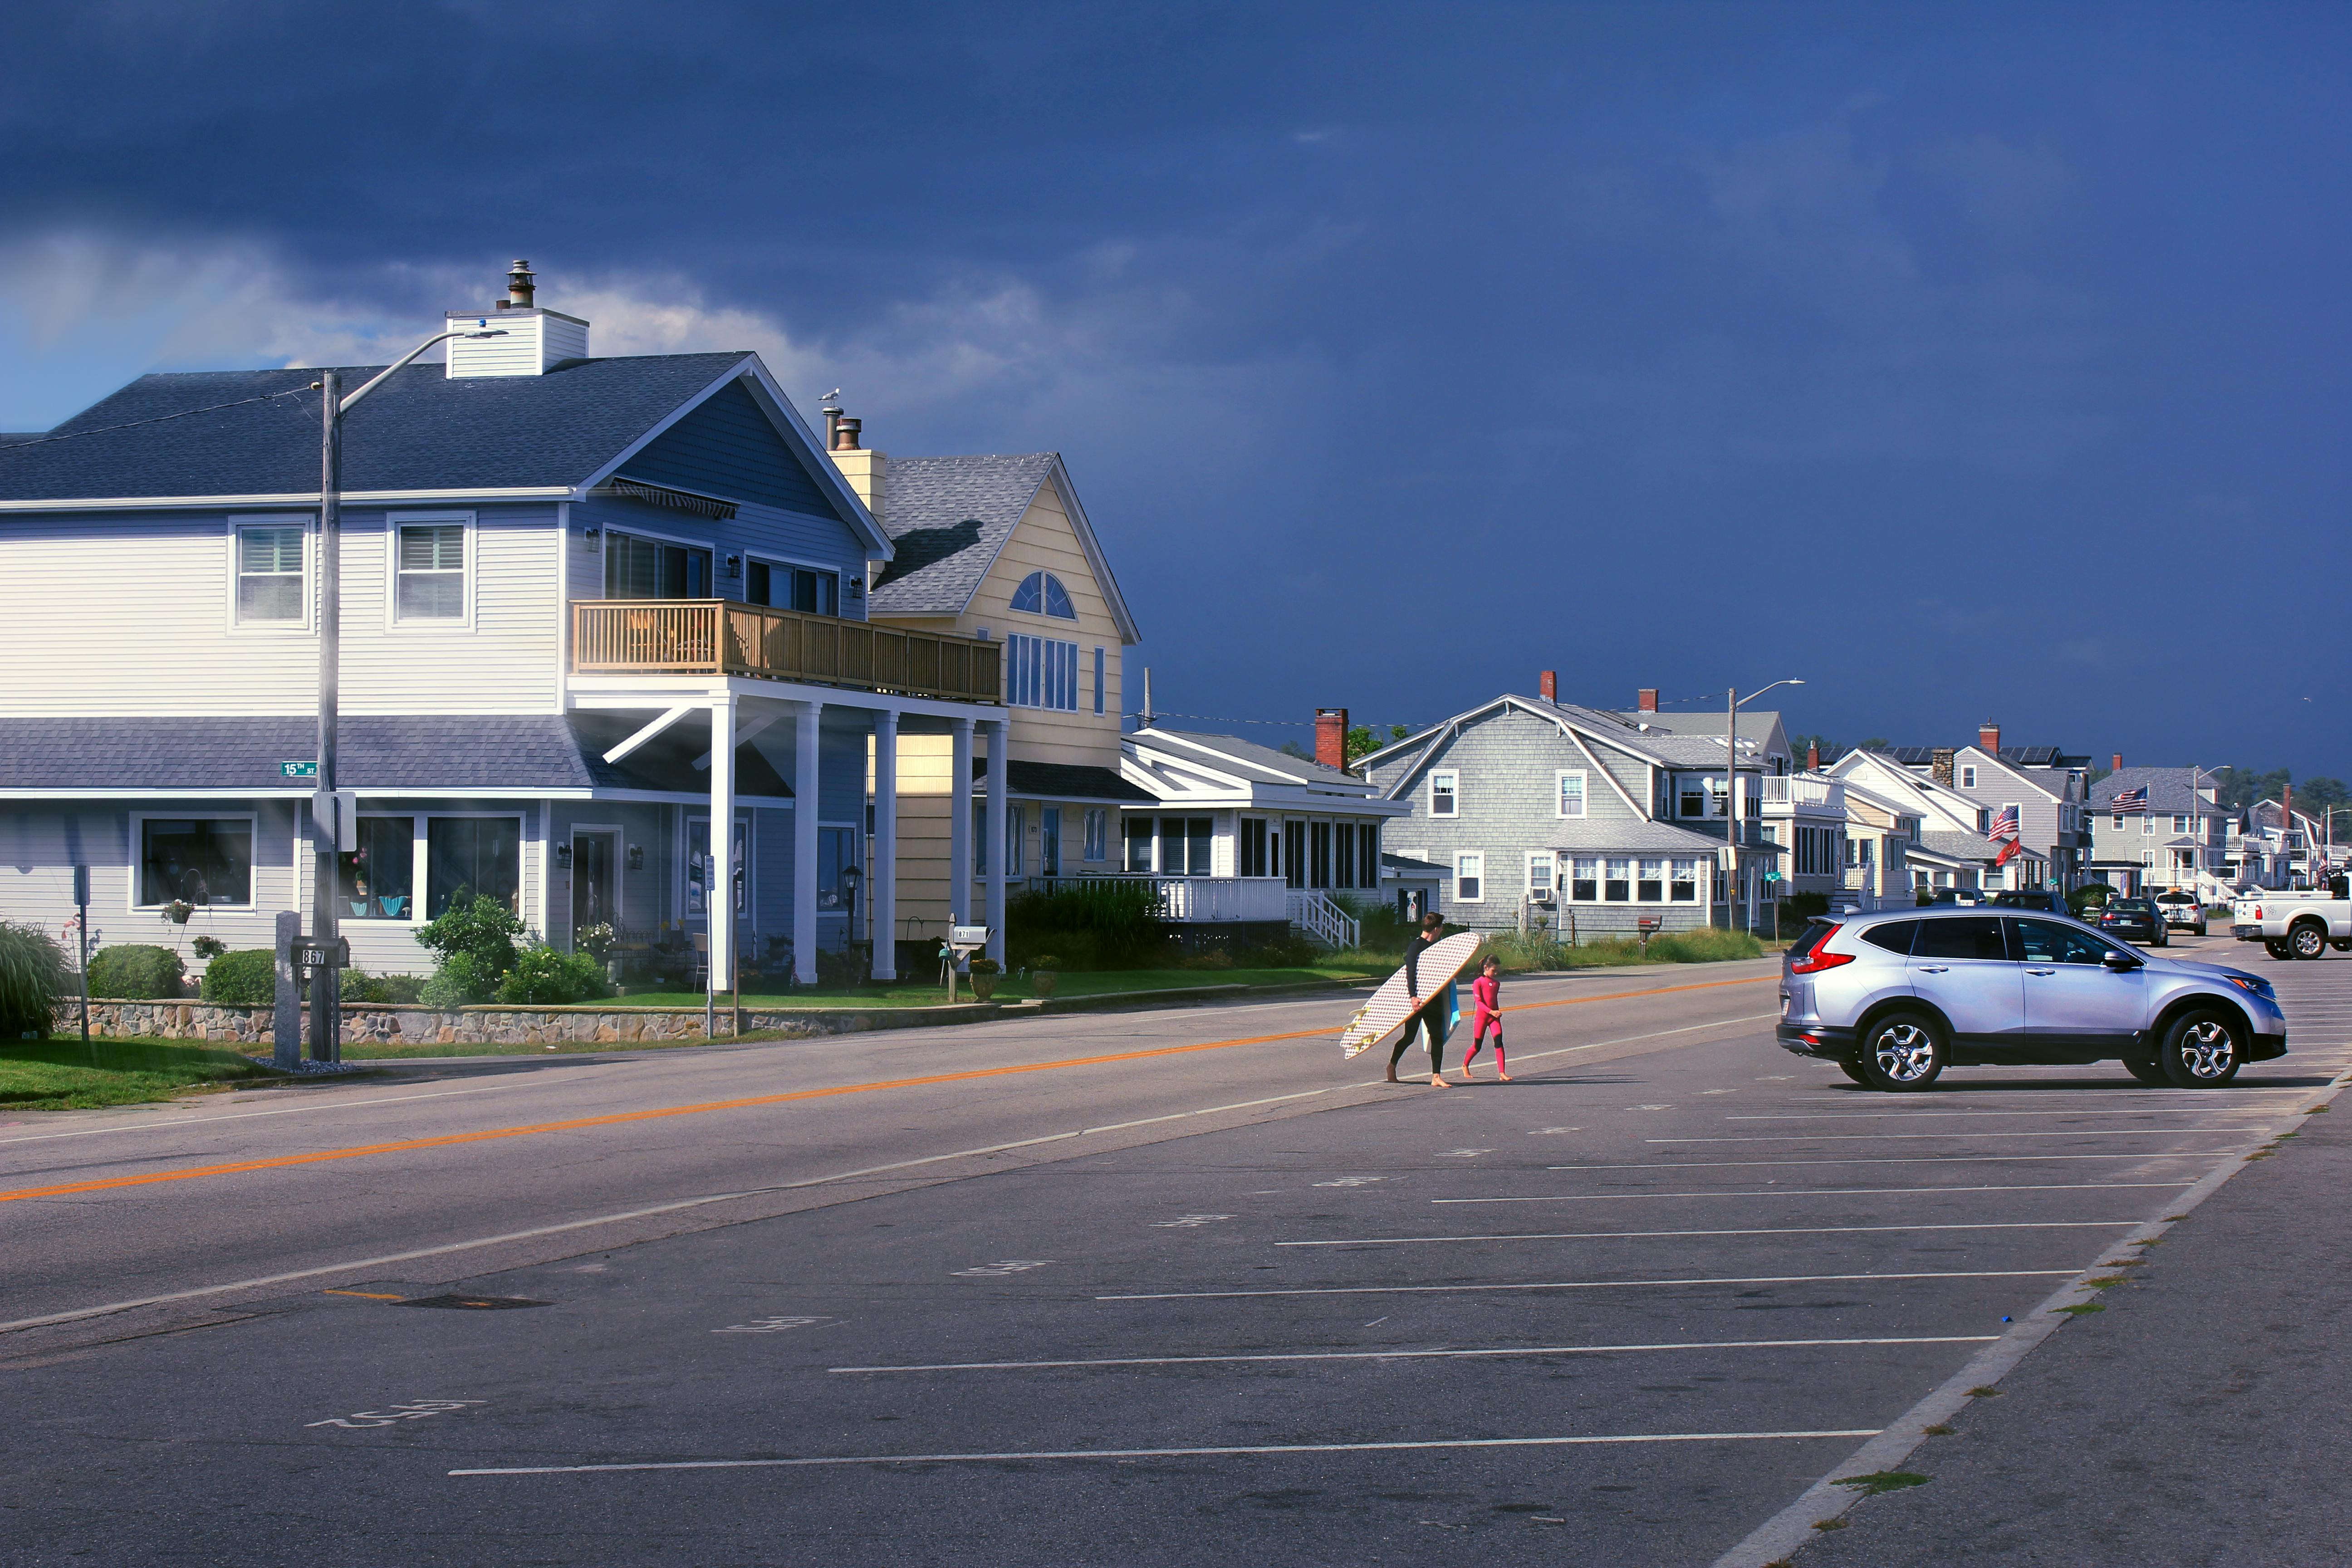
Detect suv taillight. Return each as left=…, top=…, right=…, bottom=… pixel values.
left=1790, top=924, right=1856, bottom=974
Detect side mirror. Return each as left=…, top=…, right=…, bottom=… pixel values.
left=2103, top=951, right=2141, bottom=971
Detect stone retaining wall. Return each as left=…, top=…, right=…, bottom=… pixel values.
left=49, top=996, right=998, bottom=1048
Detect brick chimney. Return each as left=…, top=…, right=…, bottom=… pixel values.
left=1931, top=747, right=1956, bottom=787
left=1637, top=688, right=1659, bottom=713
left=1315, top=707, right=1349, bottom=770
left=1978, top=720, right=2001, bottom=753
left=823, top=406, right=886, bottom=523
left=2112, top=753, right=2123, bottom=772
left=1807, top=742, right=1821, bottom=772
left=1539, top=670, right=1557, bottom=701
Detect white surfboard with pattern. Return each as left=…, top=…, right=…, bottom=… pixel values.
left=1339, top=931, right=1485, bottom=1059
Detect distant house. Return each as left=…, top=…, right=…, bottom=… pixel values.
left=1359, top=686, right=1787, bottom=935
left=1872, top=723, right=2089, bottom=889
left=2083, top=766, right=2234, bottom=897
left=1827, top=750, right=2045, bottom=894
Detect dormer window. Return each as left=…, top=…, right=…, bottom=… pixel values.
left=1011, top=571, right=1077, bottom=620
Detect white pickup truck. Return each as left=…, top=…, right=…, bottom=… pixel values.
left=2233, top=877, right=2352, bottom=960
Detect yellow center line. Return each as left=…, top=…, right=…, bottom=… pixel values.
left=0, top=973, right=1771, bottom=1205
left=322, top=1289, right=407, bottom=1300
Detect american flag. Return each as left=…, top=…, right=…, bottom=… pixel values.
left=2109, top=785, right=2149, bottom=812
left=1989, top=804, right=2022, bottom=866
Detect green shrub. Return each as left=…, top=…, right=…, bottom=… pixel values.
left=495, top=945, right=612, bottom=1006
left=88, top=944, right=184, bottom=1000
left=814, top=946, right=867, bottom=988
left=199, top=947, right=279, bottom=1005
left=414, top=889, right=523, bottom=975
left=344, top=970, right=426, bottom=1005
left=1007, top=881, right=1161, bottom=966
left=2069, top=884, right=2112, bottom=914
left=1644, top=926, right=1764, bottom=962
left=0, top=921, right=69, bottom=1039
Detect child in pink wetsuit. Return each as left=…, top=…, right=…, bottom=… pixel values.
left=1459, top=956, right=1509, bottom=1081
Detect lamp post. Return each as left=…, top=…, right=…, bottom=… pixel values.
left=1726, top=678, right=1805, bottom=936
left=308, top=327, right=505, bottom=1063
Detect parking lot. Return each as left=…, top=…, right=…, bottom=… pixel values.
left=7, top=932, right=2345, bottom=1567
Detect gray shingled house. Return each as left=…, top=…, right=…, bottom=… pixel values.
left=1360, top=692, right=1790, bottom=936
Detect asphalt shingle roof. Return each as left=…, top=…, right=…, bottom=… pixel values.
left=1547, top=819, right=1733, bottom=854
left=2093, top=767, right=2230, bottom=816
left=868, top=454, right=1056, bottom=616
left=1915, top=830, right=2007, bottom=864
left=0, top=354, right=753, bottom=500
left=1139, top=728, right=1363, bottom=787
left=0, top=716, right=790, bottom=798
left=970, top=759, right=1154, bottom=803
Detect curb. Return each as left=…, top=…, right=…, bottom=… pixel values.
left=1710, top=1067, right=2352, bottom=1568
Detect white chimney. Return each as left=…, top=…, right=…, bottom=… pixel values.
left=446, top=260, right=589, bottom=377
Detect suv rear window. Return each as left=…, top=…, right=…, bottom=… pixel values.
left=1789, top=919, right=1835, bottom=962
left=1913, top=916, right=2008, bottom=961
left=1859, top=920, right=1919, bottom=954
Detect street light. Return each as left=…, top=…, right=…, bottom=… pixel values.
left=305, top=326, right=506, bottom=1063
left=1727, top=678, right=1805, bottom=936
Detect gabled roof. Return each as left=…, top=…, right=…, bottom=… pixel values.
left=1358, top=694, right=1774, bottom=781
left=1914, top=831, right=2016, bottom=866
left=869, top=453, right=1139, bottom=642
left=1877, top=744, right=2087, bottom=769
left=1610, top=710, right=1784, bottom=748
left=1137, top=727, right=1362, bottom=788
left=2092, top=767, right=2230, bottom=816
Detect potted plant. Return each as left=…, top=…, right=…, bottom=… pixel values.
left=1029, top=954, right=1060, bottom=999
left=967, top=956, right=1000, bottom=1000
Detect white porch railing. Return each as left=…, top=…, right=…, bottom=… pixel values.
left=1760, top=773, right=1843, bottom=810
left=1287, top=890, right=1360, bottom=949
left=1158, top=875, right=1288, bottom=923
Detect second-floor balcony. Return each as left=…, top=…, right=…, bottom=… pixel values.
left=1759, top=773, right=1844, bottom=813
left=571, top=599, right=1002, bottom=705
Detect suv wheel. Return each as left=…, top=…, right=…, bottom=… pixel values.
left=1858, top=1010, right=1947, bottom=1092
left=2291, top=921, right=2329, bottom=960
left=2159, top=1009, right=2243, bottom=1088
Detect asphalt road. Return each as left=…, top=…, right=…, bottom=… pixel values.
left=3, top=936, right=2339, bottom=1567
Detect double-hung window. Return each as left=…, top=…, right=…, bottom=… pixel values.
left=1007, top=634, right=1080, bottom=710
left=1570, top=857, right=1598, bottom=902
left=1556, top=770, right=1586, bottom=818
left=1670, top=860, right=1699, bottom=902
left=1083, top=808, right=1108, bottom=863
left=1637, top=859, right=1666, bottom=901
left=1428, top=771, right=1459, bottom=818
left=1527, top=851, right=1556, bottom=896
left=1126, top=816, right=1156, bottom=872
left=1961, top=765, right=1978, bottom=789
left=395, top=523, right=466, bottom=621
left=1454, top=853, right=1483, bottom=902
left=235, top=523, right=307, bottom=624
left=1604, top=858, right=1632, bottom=902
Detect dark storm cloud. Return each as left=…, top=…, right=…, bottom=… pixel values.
left=4, top=2, right=2349, bottom=771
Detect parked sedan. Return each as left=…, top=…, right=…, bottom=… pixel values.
left=1992, top=890, right=2063, bottom=912
left=2155, top=890, right=2208, bottom=935
left=1778, top=907, right=2286, bottom=1090
left=2097, top=897, right=2170, bottom=946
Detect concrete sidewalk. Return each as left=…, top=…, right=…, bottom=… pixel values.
left=1791, top=1090, right=2352, bottom=1567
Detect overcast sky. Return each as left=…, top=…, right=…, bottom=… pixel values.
left=4, top=2, right=2346, bottom=774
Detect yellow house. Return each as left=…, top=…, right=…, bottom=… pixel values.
left=825, top=413, right=1145, bottom=969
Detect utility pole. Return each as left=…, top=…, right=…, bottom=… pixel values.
left=310, top=370, right=343, bottom=1064
left=1726, top=686, right=1739, bottom=935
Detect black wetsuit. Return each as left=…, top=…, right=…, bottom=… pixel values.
left=1389, top=932, right=1446, bottom=1074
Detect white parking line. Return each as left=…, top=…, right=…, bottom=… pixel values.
left=1435, top=1182, right=2194, bottom=1205
left=1098, top=1268, right=2078, bottom=1302
left=451, top=1428, right=1885, bottom=1476
left=1544, top=1153, right=2246, bottom=1171
left=1274, top=1220, right=2141, bottom=1247
left=1725, top=1108, right=2276, bottom=1122
left=828, top=1334, right=1999, bottom=1374
left=1650, top=1129, right=2265, bottom=1144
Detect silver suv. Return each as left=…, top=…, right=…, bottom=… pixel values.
left=1779, top=907, right=2286, bottom=1091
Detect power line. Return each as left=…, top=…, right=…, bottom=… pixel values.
left=0, top=387, right=318, bottom=453
left=1125, top=710, right=1437, bottom=731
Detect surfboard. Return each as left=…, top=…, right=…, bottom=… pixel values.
left=1340, top=931, right=1485, bottom=1059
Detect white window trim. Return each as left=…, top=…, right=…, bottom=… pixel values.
left=1960, top=765, right=1977, bottom=789
left=1008, top=569, right=1080, bottom=622
left=225, top=514, right=315, bottom=635
left=129, top=810, right=263, bottom=912
left=341, top=812, right=431, bottom=926
left=383, top=510, right=478, bottom=632
left=815, top=818, right=862, bottom=917
left=1454, top=850, right=1485, bottom=902
left=1555, top=769, right=1587, bottom=818
left=681, top=811, right=753, bottom=922
left=1428, top=769, right=1460, bottom=818
left=421, top=810, right=531, bottom=920
left=1525, top=850, right=1556, bottom=895
left=1006, top=631, right=1081, bottom=712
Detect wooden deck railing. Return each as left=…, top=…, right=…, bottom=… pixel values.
left=572, top=600, right=1002, bottom=704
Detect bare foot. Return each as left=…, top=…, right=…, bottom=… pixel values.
left=1384, top=1068, right=1400, bottom=1083
left=1498, top=1070, right=1512, bottom=1082
left=1431, top=1074, right=1450, bottom=1088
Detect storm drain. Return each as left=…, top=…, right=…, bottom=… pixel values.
left=392, top=1294, right=549, bottom=1311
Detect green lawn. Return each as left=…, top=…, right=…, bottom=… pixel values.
left=0, top=1038, right=286, bottom=1112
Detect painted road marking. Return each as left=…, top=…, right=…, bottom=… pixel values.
left=1152, top=1215, right=1235, bottom=1228
left=953, top=1259, right=1054, bottom=1278
left=1436, top=1181, right=2197, bottom=1205
left=0, top=979, right=1776, bottom=1208
left=713, top=1316, right=830, bottom=1334
left=309, top=1400, right=483, bottom=1430
left=829, top=1334, right=1999, bottom=1374
left=1650, top=1129, right=2264, bottom=1143
left=322, top=1289, right=407, bottom=1301
left=1313, top=1176, right=1386, bottom=1188
left=1274, top=1220, right=2143, bottom=1247
left=1097, top=1269, right=2079, bottom=1302
left=1538, top=1153, right=2249, bottom=1171
left=448, top=1428, right=1882, bottom=1476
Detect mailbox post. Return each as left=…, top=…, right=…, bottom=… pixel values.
left=942, top=925, right=990, bottom=1002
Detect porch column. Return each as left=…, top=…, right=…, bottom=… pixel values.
left=795, top=698, right=823, bottom=986
left=949, top=718, right=974, bottom=926
left=871, top=708, right=899, bottom=980
left=709, top=693, right=735, bottom=1000
left=985, top=717, right=1009, bottom=965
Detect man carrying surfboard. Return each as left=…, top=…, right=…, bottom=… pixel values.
left=1390, top=911, right=1452, bottom=1088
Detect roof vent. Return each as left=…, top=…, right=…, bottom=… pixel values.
left=448, top=260, right=588, bottom=377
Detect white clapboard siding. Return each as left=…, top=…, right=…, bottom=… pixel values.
left=0, top=507, right=560, bottom=716
left=965, top=485, right=1124, bottom=768
left=447, top=311, right=588, bottom=377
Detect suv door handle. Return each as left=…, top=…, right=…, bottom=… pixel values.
left=1917, top=965, right=1949, bottom=973
left=2026, top=967, right=2057, bottom=975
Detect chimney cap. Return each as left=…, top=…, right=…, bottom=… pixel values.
left=506, top=259, right=536, bottom=308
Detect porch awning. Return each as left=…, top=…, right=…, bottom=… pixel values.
left=971, top=759, right=1154, bottom=805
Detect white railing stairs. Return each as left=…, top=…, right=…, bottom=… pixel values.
left=1286, top=889, right=1360, bottom=950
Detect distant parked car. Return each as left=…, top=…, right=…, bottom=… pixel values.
left=2097, top=897, right=2170, bottom=947
left=1992, top=890, right=2063, bottom=912
left=2154, top=890, right=2207, bottom=936
left=1925, top=887, right=1989, bottom=906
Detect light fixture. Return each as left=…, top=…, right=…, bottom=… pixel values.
left=627, top=843, right=645, bottom=871
left=554, top=843, right=573, bottom=871
left=725, top=554, right=742, bottom=579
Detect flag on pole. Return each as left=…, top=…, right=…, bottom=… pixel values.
left=2109, top=785, right=2149, bottom=812
left=1989, top=804, right=2022, bottom=866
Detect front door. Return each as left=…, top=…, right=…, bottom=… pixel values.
left=571, top=830, right=617, bottom=940
left=1040, top=807, right=1062, bottom=877
left=1906, top=914, right=2020, bottom=1046
left=2014, top=917, right=2145, bottom=1049
left=1283, top=820, right=1307, bottom=890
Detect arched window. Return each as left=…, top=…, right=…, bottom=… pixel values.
left=1010, top=570, right=1077, bottom=620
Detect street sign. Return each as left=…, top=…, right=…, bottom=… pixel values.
left=281, top=760, right=319, bottom=779
left=294, top=937, right=351, bottom=970
left=1763, top=870, right=1782, bottom=882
